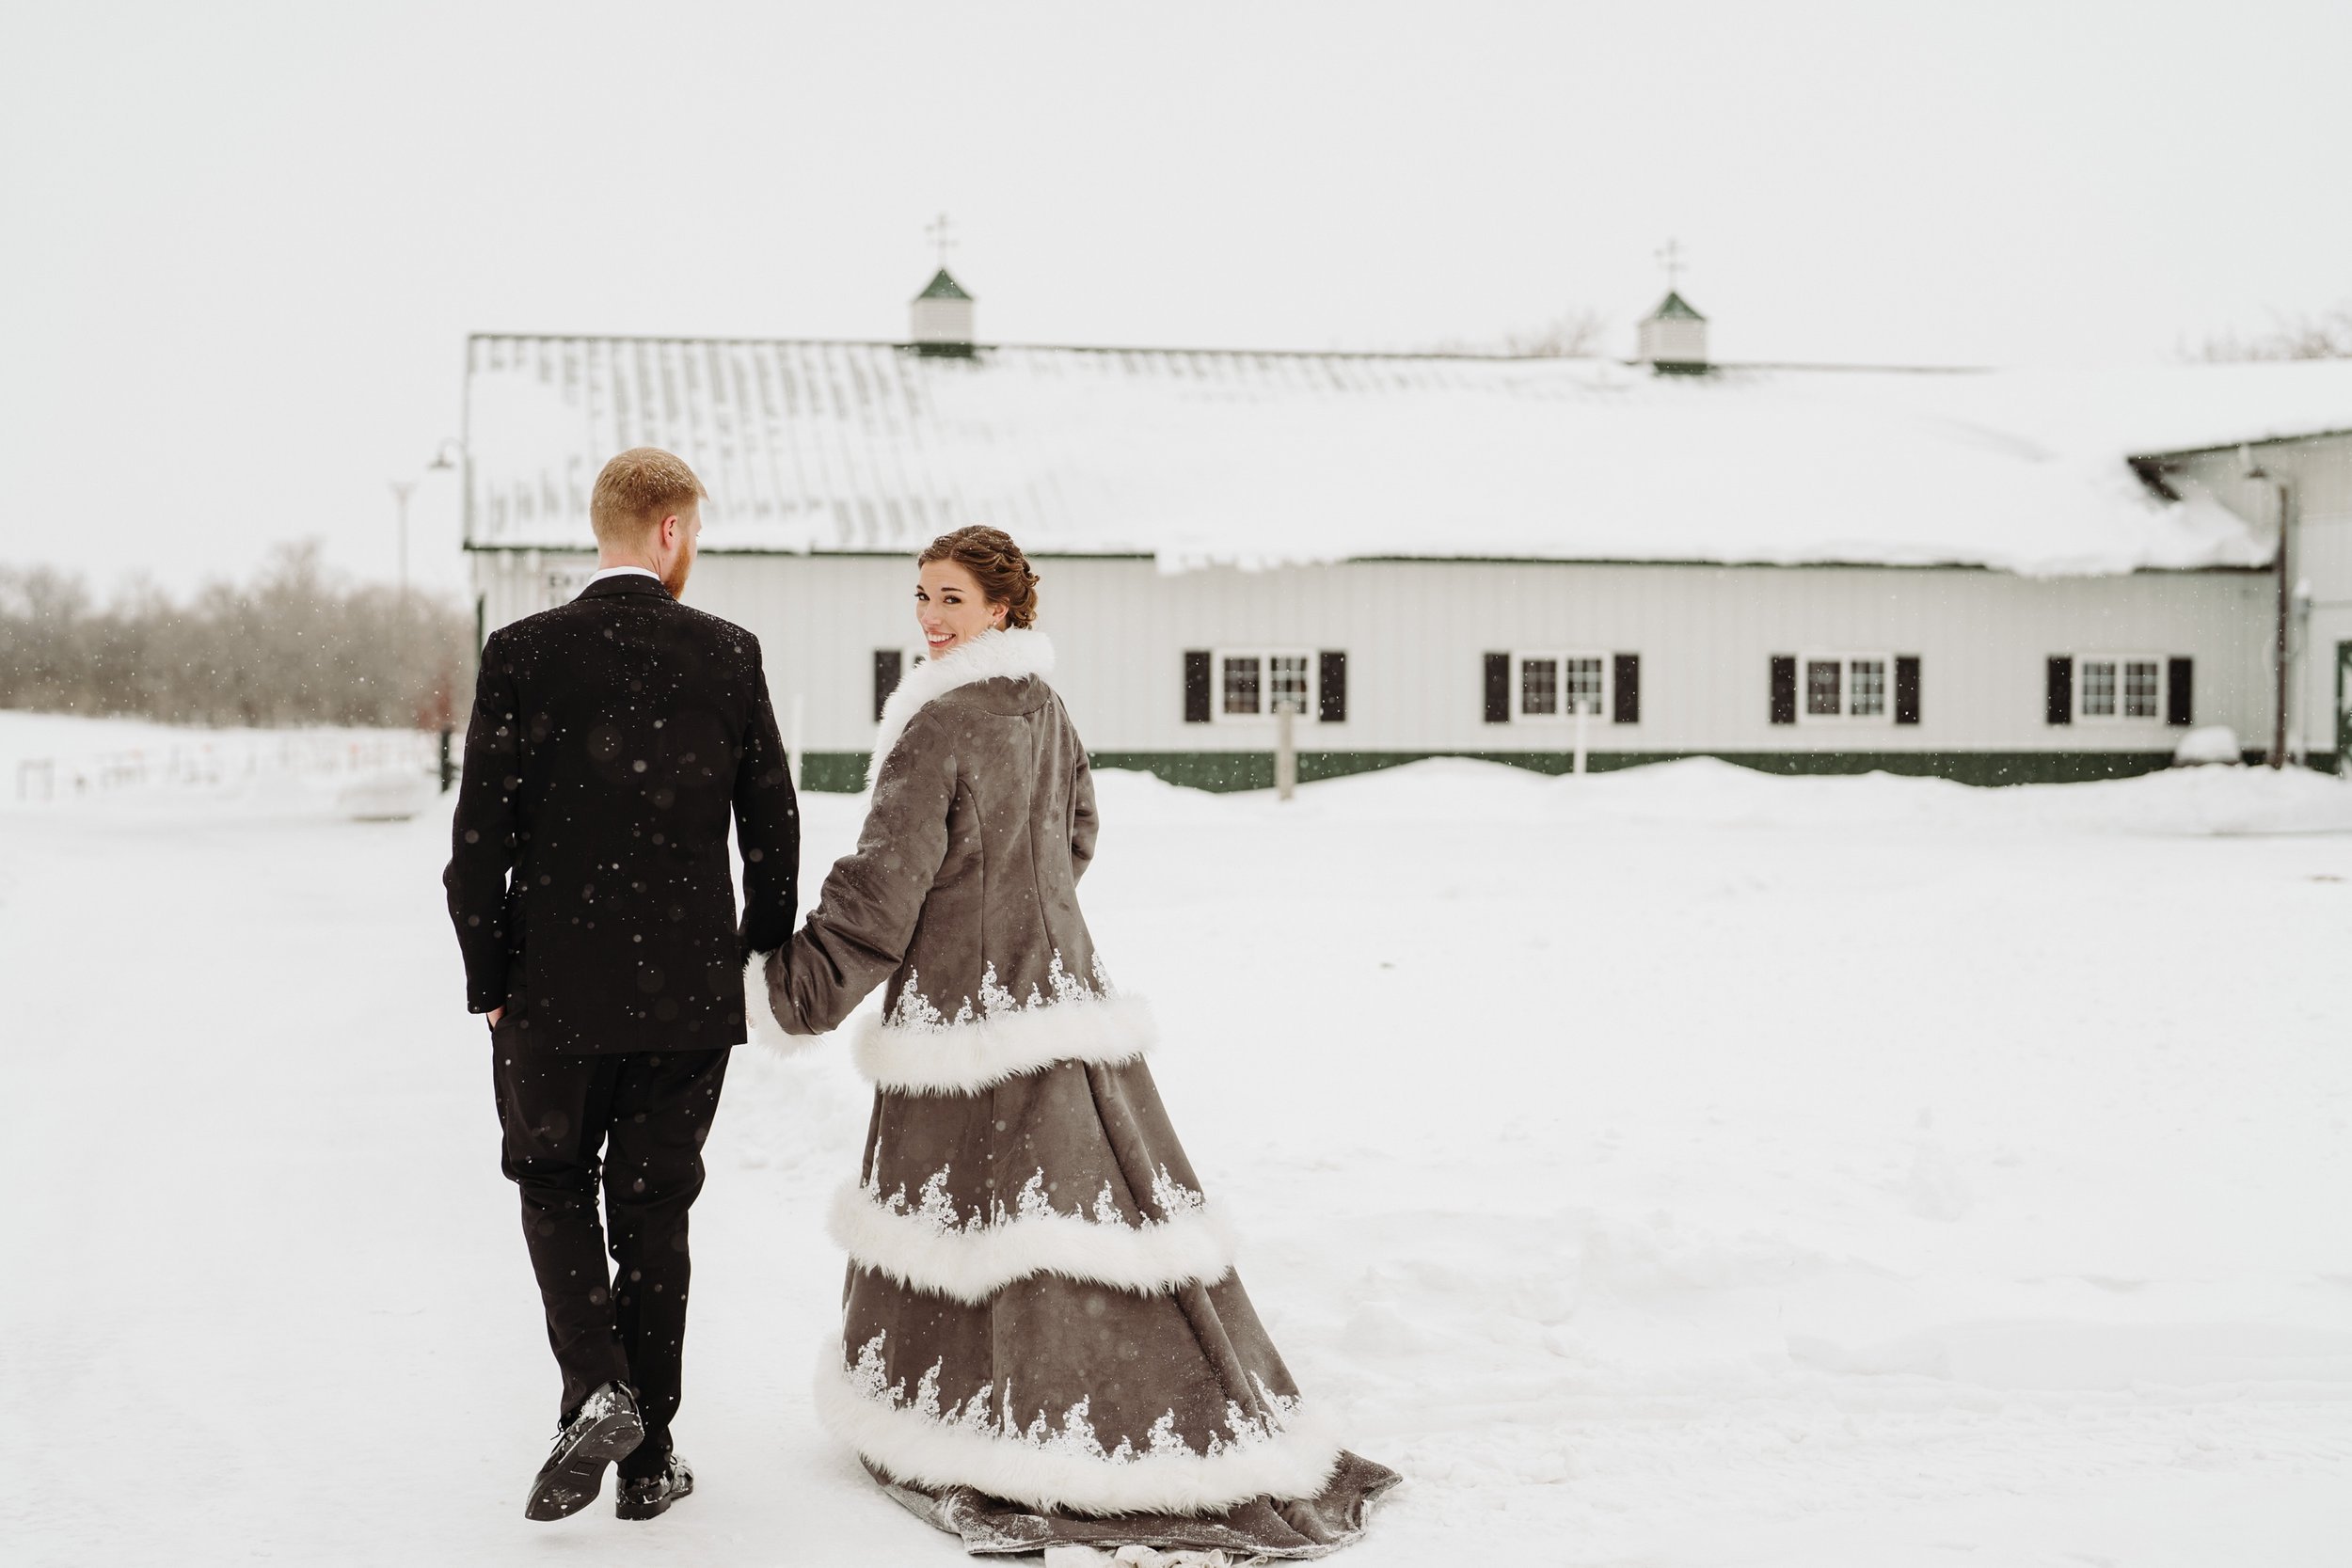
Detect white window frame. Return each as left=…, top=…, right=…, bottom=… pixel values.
left=2074, top=653, right=2166, bottom=723
left=1795, top=651, right=1896, bottom=726
left=1509, top=649, right=1612, bottom=723
left=1211, top=648, right=1322, bottom=724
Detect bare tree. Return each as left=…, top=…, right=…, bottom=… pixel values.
left=1426, top=306, right=1611, bottom=359
left=2185, top=304, right=2352, bottom=363
left=0, top=541, right=470, bottom=729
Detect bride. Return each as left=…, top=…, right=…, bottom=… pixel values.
left=750, top=526, right=1396, bottom=1560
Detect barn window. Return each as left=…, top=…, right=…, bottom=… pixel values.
left=1521, top=658, right=1559, bottom=716
left=1797, top=653, right=1896, bottom=724
left=1850, top=658, right=1888, bottom=717
left=1511, top=651, right=1610, bottom=721
left=1223, top=657, right=1261, bottom=715
left=2082, top=660, right=2117, bottom=717
left=2076, top=656, right=2164, bottom=721
left=1805, top=659, right=1842, bottom=717
left=1213, top=650, right=1324, bottom=721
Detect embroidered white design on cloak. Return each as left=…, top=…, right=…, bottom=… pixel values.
left=844, top=1332, right=1303, bottom=1462
left=870, top=1163, right=1206, bottom=1235
left=885, top=952, right=1116, bottom=1037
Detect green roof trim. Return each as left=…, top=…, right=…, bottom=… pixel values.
left=917, top=268, right=973, bottom=301
left=1648, top=290, right=1706, bottom=322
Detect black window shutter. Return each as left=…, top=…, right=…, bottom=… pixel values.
left=872, top=648, right=903, bottom=722
left=2167, top=657, right=2193, bottom=725
left=1894, top=656, right=1921, bottom=725
left=1483, top=653, right=1511, bottom=723
left=1318, top=651, right=1347, bottom=723
left=1183, top=650, right=1212, bottom=723
left=1613, top=653, right=1640, bottom=724
left=1769, top=656, right=1797, bottom=725
left=2046, top=656, right=2074, bottom=725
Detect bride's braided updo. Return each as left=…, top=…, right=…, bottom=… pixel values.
left=917, top=526, right=1040, bottom=628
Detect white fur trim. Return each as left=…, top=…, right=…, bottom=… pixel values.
left=867, top=626, right=1057, bottom=788
left=828, top=1180, right=1237, bottom=1304
left=743, top=949, right=813, bottom=1054
left=853, top=993, right=1154, bottom=1096
left=812, top=1347, right=1343, bottom=1516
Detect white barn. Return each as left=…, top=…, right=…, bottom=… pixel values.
left=458, top=280, right=2352, bottom=790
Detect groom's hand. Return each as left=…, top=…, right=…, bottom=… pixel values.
left=487, top=1006, right=504, bottom=1028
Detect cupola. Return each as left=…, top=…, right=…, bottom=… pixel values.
left=909, top=268, right=976, bottom=356
left=1637, top=290, right=1709, bottom=375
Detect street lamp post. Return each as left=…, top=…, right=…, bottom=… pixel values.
left=389, top=479, right=417, bottom=617
left=390, top=439, right=465, bottom=788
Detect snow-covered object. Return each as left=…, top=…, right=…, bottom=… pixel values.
left=12, top=708, right=2352, bottom=1565
left=2172, top=724, right=2243, bottom=766
left=332, top=767, right=437, bottom=821
left=464, top=336, right=2352, bottom=575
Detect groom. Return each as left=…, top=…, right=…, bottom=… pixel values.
left=444, top=447, right=799, bottom=1522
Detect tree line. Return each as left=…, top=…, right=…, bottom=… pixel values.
left=2187, top=304, right=2352, bottom=363
left=0, top=542, right=473, bottom=729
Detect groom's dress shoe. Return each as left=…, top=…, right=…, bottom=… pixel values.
left=524, top=1382, right=645, bottom=1522
left=615, top=1453, right=694, bottom=1520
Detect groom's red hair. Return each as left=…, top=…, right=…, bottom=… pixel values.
left=591, top=448, right=707, bottom=546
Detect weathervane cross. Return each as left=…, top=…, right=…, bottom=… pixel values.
left=926, top=213, right=958, bottom=269
left=1656, top=237, right=1687, bottom=290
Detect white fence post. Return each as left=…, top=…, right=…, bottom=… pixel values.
left=1275, top=704, right=1297, bottom=801
left=787, top=693, right=806, bottom=791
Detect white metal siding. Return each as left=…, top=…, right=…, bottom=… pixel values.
left=476, top=550, right=2274, bottom=760
left=1637, top=316, right=1708, bottom=365
left=2164, top=434, right=2352, bottom=759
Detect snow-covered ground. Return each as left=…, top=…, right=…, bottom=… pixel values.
left=0, top=710, right=439, bottom=811
left=4, top=713, right=2348, bottom=1566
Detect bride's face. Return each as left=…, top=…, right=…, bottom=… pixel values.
left=914, top=560, right=1005, bottom=657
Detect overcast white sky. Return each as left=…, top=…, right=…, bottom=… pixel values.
left=4, top=0, right=2346, bottom=596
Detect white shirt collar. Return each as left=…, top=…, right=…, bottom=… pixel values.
left=586, top=565, right=660, bottom=587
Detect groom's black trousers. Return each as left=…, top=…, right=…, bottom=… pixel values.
left=491, top=1032, right=730, bottom=1479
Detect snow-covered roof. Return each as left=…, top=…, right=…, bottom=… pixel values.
left=461, top=334, right=2352, bottom=575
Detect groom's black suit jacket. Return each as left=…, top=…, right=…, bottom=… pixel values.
left=444, top=574, right=800, bottom=1054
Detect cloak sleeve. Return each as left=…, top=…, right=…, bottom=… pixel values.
left=1069, top=744, right=1099, bottom=883
left=767, top=709, right=956, bottom=1036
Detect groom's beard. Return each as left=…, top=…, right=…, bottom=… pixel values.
left=660, top=543, right=695, bottom=598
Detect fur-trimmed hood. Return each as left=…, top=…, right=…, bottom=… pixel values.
left=866, top=626, right=1057, bottom=788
